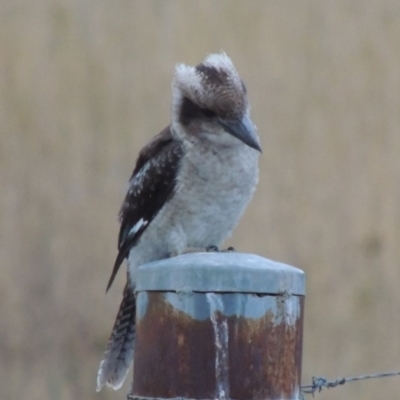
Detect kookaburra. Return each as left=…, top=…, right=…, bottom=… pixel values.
left=96, top=52, right=261, bottom=392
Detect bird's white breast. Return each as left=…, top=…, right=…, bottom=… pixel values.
left=128, top=136, right=259, bottom=281
left=176, top=139, right=259, bottom=246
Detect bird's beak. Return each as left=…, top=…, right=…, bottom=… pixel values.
left=218, top=115, right=262, bottom=152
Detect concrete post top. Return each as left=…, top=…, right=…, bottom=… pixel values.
left=136, top=252, right=305, bottom=295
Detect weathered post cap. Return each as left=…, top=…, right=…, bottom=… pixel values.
left=136, top=252, right=305, bottom=295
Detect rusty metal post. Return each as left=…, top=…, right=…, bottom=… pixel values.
left=129, top=252, right=305, bottom=400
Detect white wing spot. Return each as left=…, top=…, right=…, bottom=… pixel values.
left=129, top=218, right=146, bottom=236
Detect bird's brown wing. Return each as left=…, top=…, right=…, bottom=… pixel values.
left=106, top=126, right=184, bottom=292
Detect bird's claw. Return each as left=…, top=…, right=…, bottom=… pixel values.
left=205, top=245, right=236, bottom=252
left=206, top=245, right=220, bottom=252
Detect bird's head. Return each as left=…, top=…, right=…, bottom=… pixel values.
left=172, top=52, right=262, bottom=152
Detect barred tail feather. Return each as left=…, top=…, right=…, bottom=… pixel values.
left=96, top=284, right=136, bottom=391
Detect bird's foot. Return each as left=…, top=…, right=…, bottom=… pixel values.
left=206, top=245, right=236, bottom=252
left=206, top=245, right=220, bottom=252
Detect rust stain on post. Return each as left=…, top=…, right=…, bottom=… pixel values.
left=133, top=292, right=217, bottom=399
left=133, top=292, right=304, bottom=400
left=228, top=296, right=304, bottom=400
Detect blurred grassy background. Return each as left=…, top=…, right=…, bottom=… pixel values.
left=1, top=1, right=400, bottom=399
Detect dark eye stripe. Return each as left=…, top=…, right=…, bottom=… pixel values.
left=179, top=97, right=215, bottom=126
left=200, top=108, right=216, bottom=118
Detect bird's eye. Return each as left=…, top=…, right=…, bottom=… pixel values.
left=201, top=108, right=216, bottom=118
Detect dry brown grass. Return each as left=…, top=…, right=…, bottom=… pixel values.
left=2, top=1, right=400, bottom=399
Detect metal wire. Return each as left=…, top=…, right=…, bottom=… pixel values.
left=128, top=370, right=400, bottom=399
left=301, top=370, right=400, bottom=396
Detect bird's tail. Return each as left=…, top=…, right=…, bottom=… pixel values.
left=96, top=284, right=136, bottom=391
